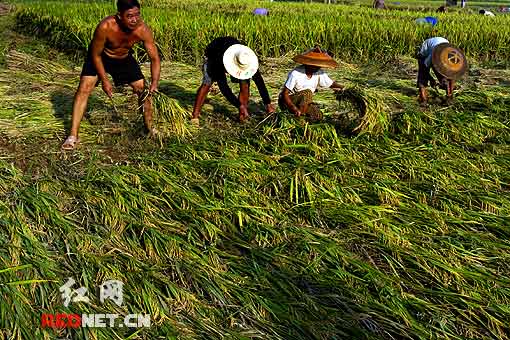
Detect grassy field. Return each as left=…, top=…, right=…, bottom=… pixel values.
left=12, top=0, right=510, bottom=65
left=307, top=0, right=510, bottom=8
left=1, top=0, right=510, bottom=339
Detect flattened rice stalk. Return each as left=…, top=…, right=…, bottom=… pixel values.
left=6, top=50, right=70, bottom=76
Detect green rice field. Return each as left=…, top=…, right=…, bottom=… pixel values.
left=13, top=0, right=510, bottom=64
left=0, top=0, right=509, bottom=339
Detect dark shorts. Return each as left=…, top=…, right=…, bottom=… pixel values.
left=81, top=51, right=144, bottom=86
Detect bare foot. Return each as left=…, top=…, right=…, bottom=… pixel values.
left=148, top=127, right=160, bottom=138
left=419, top=99, right=429, bottom=108
left=239, top=114, right=249, bottom=123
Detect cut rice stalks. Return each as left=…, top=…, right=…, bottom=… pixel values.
left=140, top=88, right=192, bottom=139
left=6, top=50, right=70, bottom=77
left=336, top=86, right=392, bottom=135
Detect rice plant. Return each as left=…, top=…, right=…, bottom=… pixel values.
left=12, top=0, right=510, bottom=65
left=1, top=2, right=510, bottom=340
left=139, top=89, right=191, bottom=138
left=336, top=86, right=392, bottom=134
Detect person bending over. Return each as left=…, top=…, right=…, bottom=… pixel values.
left=62, top=0, right=160, bottom=150
left=191, top=36, right=275, bottom=125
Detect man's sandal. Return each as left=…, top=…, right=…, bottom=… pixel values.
left=148, top=128, right=160, bottom=138
left=191, top=118, right=200, bottom=127
left=61, top=136, right=80, bottom=151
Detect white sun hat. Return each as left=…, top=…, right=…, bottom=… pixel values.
left=222, top=44, right=259, bottom=80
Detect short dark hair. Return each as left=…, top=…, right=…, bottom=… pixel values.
left=117, top=0, right=140, bottom=13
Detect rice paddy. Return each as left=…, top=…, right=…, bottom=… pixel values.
left=12, top=0, right=510, bottom=65
left=1, top=1, right=510, bottom=339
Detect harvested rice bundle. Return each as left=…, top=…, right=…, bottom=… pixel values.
left=6, top=50, right=70, bottom=76
left=139, top=89, right=191, bottom=138
left=335, top=86, right=391, bottom=135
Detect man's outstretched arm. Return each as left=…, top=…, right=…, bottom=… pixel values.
left=252, top=71, right=275, bottom=113
left=90, top=23, right=112, bottom=97
left=142, top=25, right=161, bottom=93
left=330, top=81, right=344, bottom=90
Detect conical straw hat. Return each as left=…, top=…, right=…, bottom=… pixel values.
left=431, top=43, right=468, bottom=80
left=292, top=47, right=338, bottom=69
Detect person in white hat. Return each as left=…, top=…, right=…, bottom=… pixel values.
left=191, top=37, right=275, bottom=124
left=479, top=9, right=496, bottom=16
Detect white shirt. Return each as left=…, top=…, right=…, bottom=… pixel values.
left=420, top=37, right=449, bottom=68
left=284, top=66, right=334, bottom=94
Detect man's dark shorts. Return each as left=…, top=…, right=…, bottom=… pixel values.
left=81, top=51, right=144, bottom=86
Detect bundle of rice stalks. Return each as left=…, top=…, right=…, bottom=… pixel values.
left=335, top=86, right=392, bottom=135
left=140, top=89, right=191, bottom=138
left=6, top=50, right=70, bottom=77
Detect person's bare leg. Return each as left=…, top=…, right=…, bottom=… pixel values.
left=445, top=79, right=455, bottom=105
left=68, top=76, right=98, bottom=137
left=238, top=81, right=250, bottom=122
left=418, top=86, right=428, bottom=105
left=130, top=79, right=152, bottom=132
left=192, top=84, right=211, bottom=119
left=417, top=59, right=431, bottom=106
left=447, top=79, right=455, bottom=98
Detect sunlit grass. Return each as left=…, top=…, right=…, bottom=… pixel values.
left=0, top=2, right=510, bottom=339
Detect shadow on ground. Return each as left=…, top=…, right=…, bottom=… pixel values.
left=159, top=81, right=265, bottom=121
left=50, top=90, right=113, bottom=134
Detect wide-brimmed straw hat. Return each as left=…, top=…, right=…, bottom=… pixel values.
left=292, top=47, right=338, bottom=69
left=431, top=43, right=468, bottom=79
left=223, top=44, right=259, bottom=80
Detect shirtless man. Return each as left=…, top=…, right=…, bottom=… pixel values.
left=62, top=0, right=160, bottom=150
